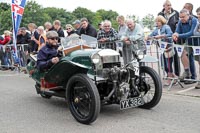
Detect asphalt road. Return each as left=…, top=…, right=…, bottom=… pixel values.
left=0, top=71, right=200, bottom=133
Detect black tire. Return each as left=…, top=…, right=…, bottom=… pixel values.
left=66, top=74, right=100, bottom=124
left=138, top=66, right=162, bottom=109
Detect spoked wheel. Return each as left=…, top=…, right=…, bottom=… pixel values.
left=135, top=66, right=162, bottom=109
left=66, top=74, right=100, bottom=124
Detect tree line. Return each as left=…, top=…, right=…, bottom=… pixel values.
left=0, top=0, right=155, bottom=34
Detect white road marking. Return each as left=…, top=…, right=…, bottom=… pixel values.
left=177, top=86, right=195, bottom=93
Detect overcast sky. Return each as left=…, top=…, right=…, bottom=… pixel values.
left=1, top=0, right=199, bottom=18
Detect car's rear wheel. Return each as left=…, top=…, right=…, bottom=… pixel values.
left=66, top=74, right=100, bottom=124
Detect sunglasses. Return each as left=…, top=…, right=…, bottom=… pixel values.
left=66, top=28, right=71, bottom=30
left=48, top=37, right=59, bottom=40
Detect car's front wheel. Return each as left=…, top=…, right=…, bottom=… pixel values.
left=66, top=74, right=100, bottom=124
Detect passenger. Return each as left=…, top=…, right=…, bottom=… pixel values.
left=172, top=9, right=198, bottom=84
left=97, top=20, right=118, bottom=50
left=80, top=18, right=97, bottom=38
left=37, top=31, right=62, bottom=72
left=193, top=7, right=200, bottom=89
left=147, top=15, right=175, bottom=85
left=121, top=19, right=145, bottom=65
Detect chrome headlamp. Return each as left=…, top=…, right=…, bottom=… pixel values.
left=136, top=50, right=145, bottom=60
left=91, top=53, right=101, bottom=64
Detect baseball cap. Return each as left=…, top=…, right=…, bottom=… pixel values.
left=72, top=20, right=80, bottom=25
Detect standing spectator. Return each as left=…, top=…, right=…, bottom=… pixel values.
left=116, top=15, right=127, bottom=39
left=147, top=15, right=175, bottom=85
left=183, top=3, right=198, bottom=18
left=158, top=0, right=179, bottom=33
left=0, top=30, right=11, bottom=70
left=72, top=20, right=81, bottom=35
left=0, top=30, right=11, bottom=45
left=193, top=7, right=200, bottom=36
left=97, top=20, right=118, bottom=50
left=17, top=27, right=31, bottom=44
left=0, top=35, right=3, bottom=41
left=80, top=18, right=97, bottom=38
left=53, top=20, right=65, bottom=37
left=172, top=9, right=198, bottom=84
left=97, top=23, right=103, bottom=32
left=28, top=23, right=40, bottom=52
left=65, top=24, right=76, bottom=37
left=193, top=7, right=200, bottom=89
left=53, top=20, right=65, bottom=42
left=121, top=19, right=145, bottom=65
left=44, top=22, right=54, bottom=32
left=35, top=26, right=46, bottom=51
left=158, top=0, right=180, bottom=77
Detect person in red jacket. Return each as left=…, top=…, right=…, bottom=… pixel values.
left=0, top=30, right=11, bottom=45
left=0, top=30, right=11, bottom=70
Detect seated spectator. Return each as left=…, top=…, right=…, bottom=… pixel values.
left=121, top=19, right=145, bottom=65
left=65, top=24, right=76, bottom=37
left=97, top=20, right=118, bottom=50
left=80, top=18, right=97, bottom=38
left=147, top=15, right=176, bottom=85
left=72, top=20, right=81, bottom=35
left=37, top=31, right=62, bottom=72
left=172, top=9, right=198, bottom=84
left=17, top=27, right=31, bottom=44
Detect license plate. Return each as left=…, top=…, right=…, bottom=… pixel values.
left=120, top=97, right=144, bottom=110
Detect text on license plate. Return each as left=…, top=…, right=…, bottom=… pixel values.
left=120, top=97, right=144, bottom=110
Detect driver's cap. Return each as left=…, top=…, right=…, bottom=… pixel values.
left=46, top=31, right=59, bottom=39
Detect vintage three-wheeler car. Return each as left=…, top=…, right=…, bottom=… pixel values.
left=26, top=34, right=162, bottom=124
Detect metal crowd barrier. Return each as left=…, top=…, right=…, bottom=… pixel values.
left=145, top=36, right=200, bottom=90
left=0, top=43, right=29, bottom=72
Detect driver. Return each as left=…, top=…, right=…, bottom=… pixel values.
left=37, top=31, right=62, bottom=72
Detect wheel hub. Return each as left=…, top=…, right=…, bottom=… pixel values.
left=74, top=97, right=80, bottom=103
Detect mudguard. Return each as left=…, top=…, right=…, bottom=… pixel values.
left=44, top=60, right=89, bottom=84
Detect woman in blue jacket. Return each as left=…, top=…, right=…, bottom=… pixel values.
left=147, top=15, right=176, bottom=85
